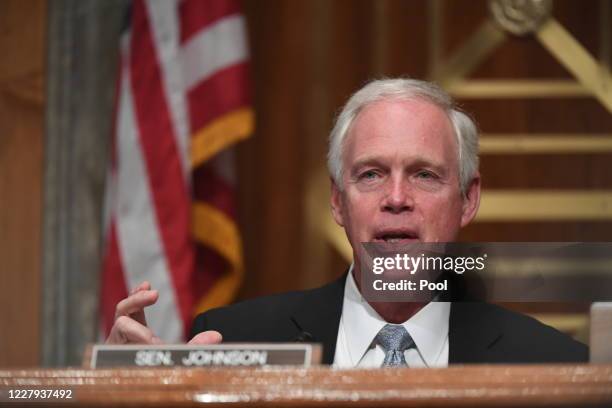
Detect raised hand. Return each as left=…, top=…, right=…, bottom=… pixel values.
left=106, top=281, right=162, bottom=344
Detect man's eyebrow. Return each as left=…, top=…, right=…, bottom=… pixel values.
left=406, top=158, right=448, bottom=174
left=349, top=157, right=387, bottom=173
left=350, top=156, right=449, bottom=174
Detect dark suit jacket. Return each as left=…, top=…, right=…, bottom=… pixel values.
left=192, top=274, right=588, bottom=364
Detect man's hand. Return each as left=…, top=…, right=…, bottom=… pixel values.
left=106, top=281, right=162, bottom=344
left=106, top=281, right=223, bottom=345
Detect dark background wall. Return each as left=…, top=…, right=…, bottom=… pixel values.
left=0, top=0, right=46, bottom=368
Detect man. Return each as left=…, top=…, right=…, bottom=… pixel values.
left=107, top=78, right=587, bottom=366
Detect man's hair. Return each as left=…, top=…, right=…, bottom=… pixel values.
left=327, top=78, right=479, bottom=194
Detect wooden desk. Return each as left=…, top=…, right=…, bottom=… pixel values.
left=2, top=364, right=612, bottom=407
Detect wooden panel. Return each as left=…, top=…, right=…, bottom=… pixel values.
left=238, top=1, right=311, bottom=298
left=1, top=365, right=612, bottom=406
left=0, top=0, right=46, bottom=367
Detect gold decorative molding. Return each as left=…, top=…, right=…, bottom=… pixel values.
left=432, top=20, right=506, bottom=88
left=430, top=2, right=612, bottom=113
left=536, top=19, right=612, bottom=112
left=322, top=211, right=352, bottom=262
left=309, top=169, right=353, bottom=262
left=530, top=313, right=588, bottom=337
left=477, top=190, right=612, bottom=221
left=487, top=258, right=612, bottom=277
left=480, top=134, right=612, bottom=154
left=447, top=80, right=588, bottom=98
left=489, top=0, right=553, bottom=36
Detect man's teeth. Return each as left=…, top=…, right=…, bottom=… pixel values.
left=381, top=235, right=412, bottom=242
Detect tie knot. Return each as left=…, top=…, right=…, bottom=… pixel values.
left=376, top=324, right=414, bottom=352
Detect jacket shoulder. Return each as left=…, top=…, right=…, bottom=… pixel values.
left=191, top=289, right=307, bottom=341
left=473, top=303, right=588, bottom=363
left=190, top=274, right=346, bottom=343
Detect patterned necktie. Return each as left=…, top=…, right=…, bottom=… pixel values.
left=375, top=324, right=415, bottom=367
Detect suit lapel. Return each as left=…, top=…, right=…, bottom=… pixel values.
left=448, top=302, right=503, bottom=364
left=290, top=274, right=346, bottom=364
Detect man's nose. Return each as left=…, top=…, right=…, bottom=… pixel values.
left=381, top=178, right=414, bottom=214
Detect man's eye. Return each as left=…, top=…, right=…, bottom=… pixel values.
left=360, top=170, right=379, bottom=180
left=416, top=170, right=436, bottom=179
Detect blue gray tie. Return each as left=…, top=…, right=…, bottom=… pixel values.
left=376, top=324, right=415, bottom=367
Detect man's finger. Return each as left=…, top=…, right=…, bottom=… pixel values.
left=114, top=290, right=158, bottom=324
left=130, top=281, right=151, bottom=296
left=188, top=331, right=223, bottom=345
left=106, top=315, right=162, bottom=344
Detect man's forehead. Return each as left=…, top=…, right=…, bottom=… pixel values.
left=344, top=98, right=458, bottom=159
left=352, top=97, right=452, bottom=130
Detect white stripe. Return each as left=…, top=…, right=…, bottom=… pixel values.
left=144, top=0, right=191, bottom=179
left=180, top=14, right=249, bottom=91
left=115, top=49, right=183, bottom=343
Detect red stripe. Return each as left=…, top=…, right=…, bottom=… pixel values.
left=188, top=62, right=251, bottom=132
left=130, top=0, right=194, bottom=337
left=100, top=54, right=126, bottom=336
left=193, top=163, right=237, bottom=219
left=100, top=221, right=129, bottom=335
left=192, top=243, right=228, bottom=315
left=179, top=0, right=242, bottom=44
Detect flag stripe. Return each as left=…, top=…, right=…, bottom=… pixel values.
left=188, top=63, right=251, bottom=132
left=146, top=0, right=191, bottom=178
left=209, top=149, right=238, bottom=188
left=192, top=244, right=228, bottom=312
left=179, top=0, right=242, bottom=45
left=191, top=107, right=253, bottom=167
left=130, top=0, right=194, bottom=337
left=193, top=163, right=237, bottom=219
left=181, top=14, right=249, bottom=91
left=192, top=201, right=244, bottom=315
left=116, top=56, right=183, bottom=341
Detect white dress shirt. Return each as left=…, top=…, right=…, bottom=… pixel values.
left=333, top=266, right=449, bottom=368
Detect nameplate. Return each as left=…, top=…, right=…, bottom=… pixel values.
left=87, top=344, right=321, bottom=368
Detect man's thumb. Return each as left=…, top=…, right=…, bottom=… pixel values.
left=188, top=330, right=223, bottom=345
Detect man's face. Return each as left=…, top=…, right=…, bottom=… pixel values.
left=330, top=98, right=480, bottom=256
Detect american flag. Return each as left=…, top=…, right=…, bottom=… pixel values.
left=101, top=0, right=252, bottom=342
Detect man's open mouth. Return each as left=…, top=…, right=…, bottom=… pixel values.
left=372, top=230, right=419, bottom=243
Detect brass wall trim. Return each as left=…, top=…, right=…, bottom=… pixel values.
left=322, top=211, right=353, bottom=261
left=536, top=19, right=612, bottom=112
left=529, top=313, right=588, bottom=336
left=487, top=258, right=612, bottom=277
left=431, top=20, right=506, bottom=86
left=477, top=190, right=612, bottom=221
left=448, top=80, right=588, bottom=98
left=480, top=134, right=612, bottom=154
left=429, top=5, right=611, bottom=112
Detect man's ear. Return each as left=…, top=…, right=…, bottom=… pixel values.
left=330, top=178, right=345, bottom=227
left=460, top=172, right=481, bottom=228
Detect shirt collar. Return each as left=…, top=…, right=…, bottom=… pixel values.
left=342, top=264, right=450, bottom=367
